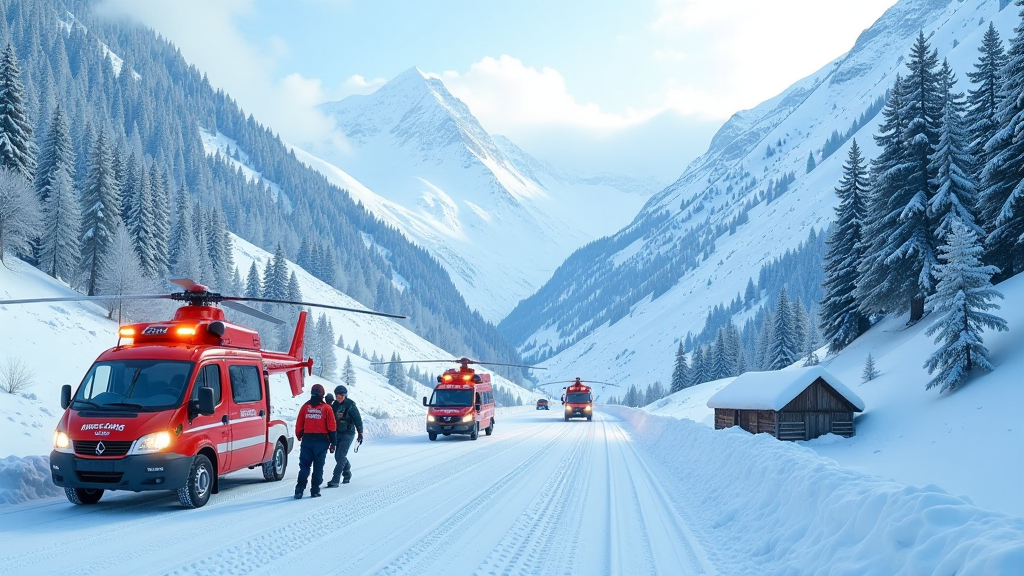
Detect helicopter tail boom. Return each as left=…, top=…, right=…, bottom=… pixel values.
left=262, top=310, right=314, bottom=397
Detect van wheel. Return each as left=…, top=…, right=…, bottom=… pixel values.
left=177, top=454, right=214, bottom=509
left=262, top=440, right=287, bottom=481
left=485, top=419, right=494, bottom=436
left=428, top=432, right=438, bottom=441
left=469, top=422, right=479, bottom=441
left=65, top=487, right=103, bottom=505
left=564, top=415, right=569, bottom=422
left=587, top=416, right=593, bottom=422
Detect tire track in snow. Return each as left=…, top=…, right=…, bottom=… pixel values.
left=471, top=421, right=593, bottom=576
left=363, top=424, right=579, bottom=576
left=161, top=421, right=557, bottom=576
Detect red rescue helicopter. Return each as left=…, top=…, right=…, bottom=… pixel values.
left=538, top=378, right=619, bottom=422
left=0, top=278, right=404, bottom=508
left=372, top=357, right=543, bottom=441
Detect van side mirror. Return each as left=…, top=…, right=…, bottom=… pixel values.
left=61, top=385, right=72, bottom=410
left=198, top=387, right=216, bottom=416
left=475, top=403, right=481, bottom=412
left=422, top=396, right=429, bottom=407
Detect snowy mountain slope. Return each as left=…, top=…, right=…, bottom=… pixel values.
left=510, top=0, right=1016, bottom=385
left=645, top=271, right=1024, bottom=516
left=0, top=235, right=542, bottom=458
left=310, top=68, right=657, bottom=321
left=199, top=128, right=291, bottom=211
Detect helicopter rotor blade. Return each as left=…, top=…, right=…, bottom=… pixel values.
left=472, top=361, right=547, bottom=370
left=224, top=297, right=406, bottom=319
left=537, top=380, right=621, bottom=387
left=0, top=294, right=173, bottom=306
left=221, top=301, right=286, bottom=325
left=169, top=278, right=200, bottom=291
left=369, top=359, right=461, bottom=365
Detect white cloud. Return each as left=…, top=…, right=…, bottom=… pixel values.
left=649, top=0, right=898, bottom=117
left=95, top=0, right=345, bottom=150
left=437, top=55, right=657, bottom=135
left=331, top=75, right=388, bottom=101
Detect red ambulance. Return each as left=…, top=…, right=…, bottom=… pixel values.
left=423, top=365, right=496, bottom=441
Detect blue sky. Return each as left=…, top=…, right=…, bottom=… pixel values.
left=97, top=0, right=899, bottom=181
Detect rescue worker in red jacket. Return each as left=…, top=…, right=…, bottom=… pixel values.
left=294, top=384, right=337, bottom=499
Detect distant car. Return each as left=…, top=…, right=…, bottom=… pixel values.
left=536, top=399, right=549, bottom=410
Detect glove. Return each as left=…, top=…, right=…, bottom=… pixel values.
left=357, top=433, right=364, bottom=443
left=296, top=432, right=303, bottom=441
left=329, top=444, right=336, bottom=453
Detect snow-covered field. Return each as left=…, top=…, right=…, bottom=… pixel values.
left=2, top=409, right=1020, bottom=575
left=646, top=273, right=1024, bottom=517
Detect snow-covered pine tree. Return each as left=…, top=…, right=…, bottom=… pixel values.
left=244, top=262, right=261, bottom=298
left=923, top=221, right=1008, bottom=392
left=0, top=44, right=35, bottom=180
left=979, top=2, right=1024, bottom=282
left=127, top=160, right=159, bottom=278
left=264, top=244, right=289, bottom=300
left=168, top=186, right=193, bottom=273
left=743, top=278, right=757, bottom=309
left=287, top=271, right=302, bottom=301
left=710, top=328, right=731, bottom=380
left=148, top=165, right=170, bottom=279
left=645, top=381, right=665, bottom=405
left=351, top=340, right=361, bottom=357
left=768, top=287, right=801, bottom=369
left=821, top=140, right=870, bottom=353
left=754, top=310, right=774, bottom=370
left=966, top=22, right=1007, bottom=181
left=862, top=353, right=879, bottom=383
left=207, top=206, right=233, bottom=288
left=790, top=298, right=810, bottom=359
left=98, top=221, right=147, bottom=322
left=342, top=356, right=356, bottom=388
left=806, top=151, right=816, bottom=173
left=79, top=131, right=120, bottom=295
left=33, top=105, right=80, bottom=280
left=191, top=203, right=215, bottom=285
left=0, top=168, right=41, bottom=264
left=690, top=346, right=707, bottom=386
left=386, top=352, right=406, bottom=391
left=929, top=59, right=983, bottom=242
left=315, top=314, right=337, bottom=379
left=670, top=342, right=689, bottom=393
left=895, top=31, right=943, bottom=320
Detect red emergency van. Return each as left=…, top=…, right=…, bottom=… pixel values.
left=49, top=305, right=310, bottom=508
left=423, top=366, right=495, bottom=441
left=562, top=381, right=594, bottom=421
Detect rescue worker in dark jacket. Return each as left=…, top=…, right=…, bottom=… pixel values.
left=326, top=385, right=363, bottom=487
left=294, top=383, right=337, bottom=499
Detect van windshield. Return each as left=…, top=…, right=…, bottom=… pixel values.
left=429, top=389, right=474, bottom=407
left=566, top=392, right=592, bottom=403
left=73, top=360, right=195, bottom=411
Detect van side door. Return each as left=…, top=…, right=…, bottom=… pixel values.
left=184, top=362, right=230, bottom=472
left=226, top=364, right=268, bottom=470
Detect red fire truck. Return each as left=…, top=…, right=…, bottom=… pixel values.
left=422, top=359, right=496, bottom=441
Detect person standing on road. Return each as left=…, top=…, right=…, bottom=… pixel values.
left=294, top=383, right=337, bottom=499
left=327, top=385, right=364, bottom=487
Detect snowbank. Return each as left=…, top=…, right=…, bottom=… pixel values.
left=611, top=406, right=1024, bottom=575
left=0, top=455, right=63, bottom=505
left=363, top=405, right=533, bottom=441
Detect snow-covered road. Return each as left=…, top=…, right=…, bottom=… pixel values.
left=0, top=411, right=712, bottom=576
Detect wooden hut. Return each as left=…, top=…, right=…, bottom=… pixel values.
left=706, top=366, right=864, bottom=441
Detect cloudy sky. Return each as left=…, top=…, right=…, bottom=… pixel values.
left=97, top=0, right=898, bottom=182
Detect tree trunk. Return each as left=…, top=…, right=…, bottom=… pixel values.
left=910, top=295, right=925, bottom=323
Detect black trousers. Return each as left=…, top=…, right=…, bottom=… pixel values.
left=330, top=433, right=356, bottom=484
left=295, top=435, right=329, bottom=495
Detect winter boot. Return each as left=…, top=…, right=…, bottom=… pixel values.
left=326, top=480, right=339, bottom=488
left=342, top=472, right=352, bottom=484
left=294, top=491, right=303, bottom=500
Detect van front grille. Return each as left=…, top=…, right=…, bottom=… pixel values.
left=74, top=440, right=133, bottom=457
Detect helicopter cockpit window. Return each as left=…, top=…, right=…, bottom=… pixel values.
left=428, top=389, right=474, bottom=407
left=74, top=360, right=194, bottom=411
left=565, top=392, right=592, bottom=403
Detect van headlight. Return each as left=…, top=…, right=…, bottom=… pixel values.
left=131, top=431, right=172, bottom=454
left=427, top=415, right=436, bottom=422
left=462, top=413, right=475, bottom=423
left=565, top=405, right=572, bottom=412
left=584, top=406, right=592, bottom=412
left=53, top=430, right=73, bottom=453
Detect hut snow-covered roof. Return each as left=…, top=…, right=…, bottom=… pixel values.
left=706, top=366, right=865, bottom=412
